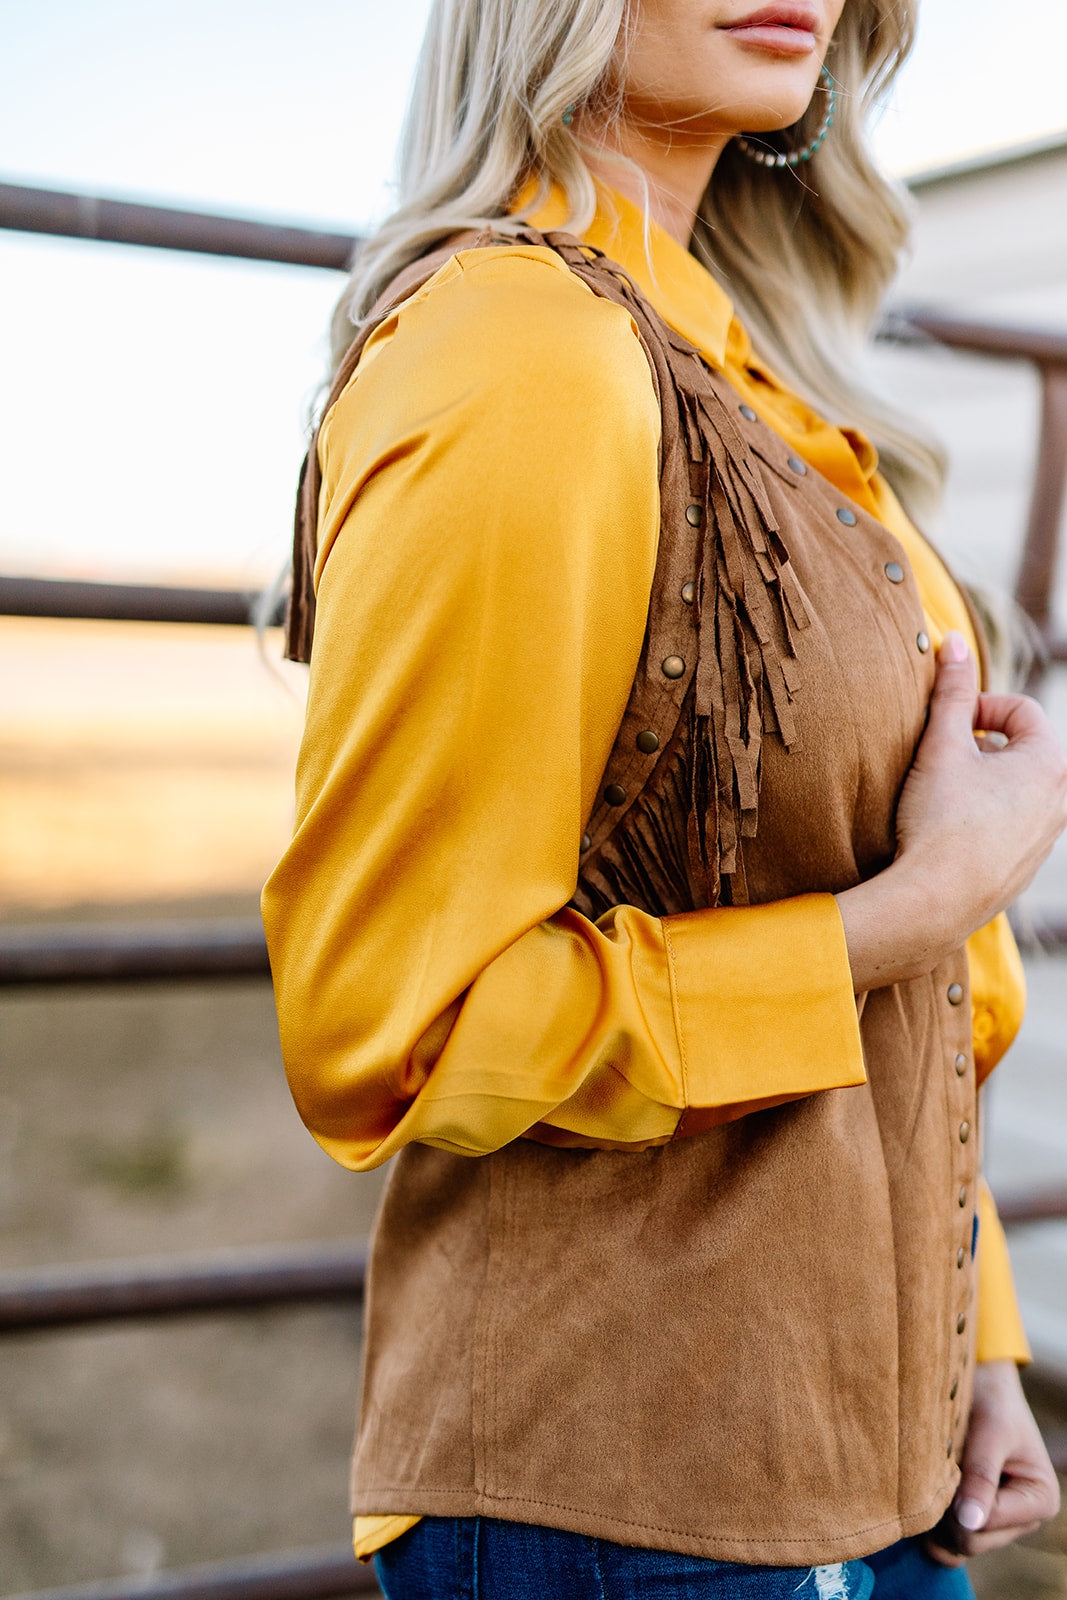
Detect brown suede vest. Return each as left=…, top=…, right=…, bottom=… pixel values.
left=288, top=234, right=978, bottom=1564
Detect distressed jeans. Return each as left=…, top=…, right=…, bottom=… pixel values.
left=375, top=1516, right=977, bottom=1599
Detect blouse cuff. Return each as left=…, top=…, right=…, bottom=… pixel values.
left=663, top=894, right=867, bottom=1136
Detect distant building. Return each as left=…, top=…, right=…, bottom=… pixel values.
left=869, top=131, right=1067, bottom=599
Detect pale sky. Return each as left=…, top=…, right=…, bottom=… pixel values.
left=1, top=0, right=1066, bottom=581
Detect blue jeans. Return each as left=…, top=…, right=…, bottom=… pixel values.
left=375, top=1516, right=977, bottom=1599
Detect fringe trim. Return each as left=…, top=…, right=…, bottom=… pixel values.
left=287, top=226, right=809, bottom=894
left=545, top=235, right=809, bottom=896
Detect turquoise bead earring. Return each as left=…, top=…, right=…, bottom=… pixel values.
left=562, top=104, right=576, bottom=127
left=736, top=65, right=836, bottom=168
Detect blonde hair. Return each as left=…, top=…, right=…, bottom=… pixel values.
left=332, top=0, right=945, bottom=519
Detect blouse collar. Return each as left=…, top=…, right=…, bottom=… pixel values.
left=522, top=181, right=735, bottom=371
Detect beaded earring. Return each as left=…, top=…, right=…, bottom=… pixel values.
left=562, top=104, right=576, bottom=126
left=735, top=65, right=836, bottom=168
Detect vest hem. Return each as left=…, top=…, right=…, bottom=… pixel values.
left=350, top=1467, right=960, bottom=1566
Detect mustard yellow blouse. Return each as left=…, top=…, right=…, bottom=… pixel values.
left=259, top=183, right=1031, bottom=1561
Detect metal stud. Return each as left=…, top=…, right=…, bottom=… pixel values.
left=956, top=1248, right=965, bottom=1270
left=836, top=507, right=857, bottom=527
left=604, top=783, right=627, bottom=806
left=739, top=404, right=757, bottom=422
left=685, top=504, right=703, bottom=527
left=787, top=456, right=807, bottom=476
left=636, top=730, right=660, bottom=754
left=959, top=1121, right=970, bottom=1144
left=947, top=982, right=964, bottom=1006
left=580, top=833, right=591, bottom=852
left=681, top=581, right=696, bottom=605
left=884, top=561, right=905, bottom=584
left=957, top=1313, right=967, bottom=1336
left=955, top=1053, right=967, bottom=1076
left=950, top=1378, right=959, bottom=1400
left=958, top=1186, right=967, bottom=1208
left=917, top=632, right=931, bottom=653
left=662, top=656, right=686, bottom=679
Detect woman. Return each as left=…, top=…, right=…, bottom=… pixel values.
left=262, top=0, right=1064, bottom=1594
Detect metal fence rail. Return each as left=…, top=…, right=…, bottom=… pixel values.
left=0, top=1244, right=367, bottom=1334
left=0, top=182, right=358, bottom=271
left=3, top=180, right=1067, bottom=666
left=0, top=919, right=270, bottom=985
left=0, top=575, right=283, bottom=628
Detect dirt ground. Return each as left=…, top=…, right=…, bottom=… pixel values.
left=0, top=956, right=387, bottom=1592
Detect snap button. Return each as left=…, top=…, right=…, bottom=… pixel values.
left=662, top=656, right=686, bottom=679
left=956, top=1247, right=965, bottom=1269
left=636, top=730, right=660, bottom=754
left=739, top=404, right=757, bottom=422
left=950, top=1377, right=959, bottom=1400
left=955, top=1053, right=967, bottom=1076
left=958, top=1186, right=967, bottom=1208
left=917, top=631, right=930, bottom=653
left=947, top=982, right=964, bottom=1006
left=604, top=783, right=627, bottom=806
left=685, top=504, right=703, bottom=527
left=884, top=561, right=905, bottom=584
left=580, top=833, right=591, bottom=852
left=787, top=456, right=807, bottom=476
left=959, top=1121, right=970, bottom=1144
left=681, top=581, right=696, bottom=605
left=836, top=507, right=857, bottom=526
left=957, top=1313, right=967, bottom=1335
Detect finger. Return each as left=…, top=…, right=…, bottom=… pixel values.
left=922, top=1531, right=966, bottom=1568
left=953, top=1420, right=1006, bottom=1535
left=949, top=1520, right=1043, bottom=1559
left=975, top=691, right=1050, bottom=743
left=923, top=631, right=979, bottom=745
left=980, top=1472, right=1062, bottom=1531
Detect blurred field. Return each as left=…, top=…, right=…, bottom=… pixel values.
left=0, top=616, right=306, bottom=912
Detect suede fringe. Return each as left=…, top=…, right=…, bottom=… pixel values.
left=285, top=229, right=809, bottom=891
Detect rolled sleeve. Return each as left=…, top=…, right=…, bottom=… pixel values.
left=665, top=896, right=866, bottom=1137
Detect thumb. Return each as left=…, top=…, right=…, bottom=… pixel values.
left=954, top=1414, right=1003, bottom=1534
left=925, top=631, right=979, bottom=739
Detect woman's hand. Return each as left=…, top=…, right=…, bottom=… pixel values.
left=924, top=1360, right=1061, bottom=1566
left=836, top=631, right=1067, bottom=993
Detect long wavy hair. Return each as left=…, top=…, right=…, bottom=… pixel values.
left=331, top=0, right=945, bottom=519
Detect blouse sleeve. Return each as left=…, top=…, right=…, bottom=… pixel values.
left=261, top=245, right=865, bottom=1172
left=975, top=1178, right=1031, bottom=1364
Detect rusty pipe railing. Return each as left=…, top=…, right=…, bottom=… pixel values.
left=0, top=1244, right=367, bottom=1334
left=4, top=182, right=1067, bottom=670
left=882, top=310, right=1067, bottom=671
left=0, top=183, right=358, bottom=271
left=0, top=575, right=284, bottom=628
left=0, top=919, right=270, bottom=985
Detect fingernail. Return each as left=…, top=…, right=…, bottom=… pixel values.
left=956, top=1498, right=987, bottom=1531
left=942, top=630, right=968, bottom=664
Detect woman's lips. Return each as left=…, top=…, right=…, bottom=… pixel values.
left=721, top=6, right=819, bottom=55
left=722, top=22, right=816, bottom=54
